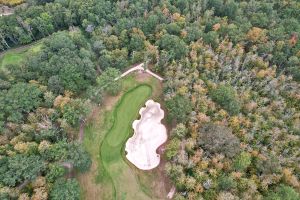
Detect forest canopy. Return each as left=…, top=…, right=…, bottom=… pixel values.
left=0, top=0, right=300, bottom=199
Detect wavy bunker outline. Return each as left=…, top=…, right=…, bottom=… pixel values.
left=125, top=100, right=167, bottom=170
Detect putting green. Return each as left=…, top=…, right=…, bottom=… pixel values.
left=100, top=84, right=153, bottom=200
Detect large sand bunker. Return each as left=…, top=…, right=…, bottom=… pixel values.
left=125, top=100, right=167, bottom=170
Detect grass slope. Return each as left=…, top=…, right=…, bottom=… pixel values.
left=78, top=75, right=167, bottom=200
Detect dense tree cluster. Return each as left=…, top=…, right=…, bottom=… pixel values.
left=209, top=85, right=241, bottom=115
left=164, top=37, right=300, bottom=199
left=0, top=31, right=95, bottom=199
left=27, top=32, right=96, bottom=93
left=198, top=124, right=240, bottom=158
left=96, top=67, right=121, bottom=96
left=164, top=39, right=300, bottom=199
left=158, top=1, right=299, bottom=199
left=0, top=83, right=42, bottom=123
left=49, top=178, right=80, bottom=200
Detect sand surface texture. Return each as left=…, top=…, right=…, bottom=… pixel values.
left=125, top=100, right=167, bottom=170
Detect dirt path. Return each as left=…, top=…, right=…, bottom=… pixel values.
left=78, top=120, right=85, bottom=142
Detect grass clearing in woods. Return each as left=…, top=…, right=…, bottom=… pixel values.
left=0, top=42, right=42, bottom=69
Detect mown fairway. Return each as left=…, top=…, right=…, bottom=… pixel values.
left=101, top=84, right=152, bottom=200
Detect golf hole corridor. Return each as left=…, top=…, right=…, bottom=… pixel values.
left=100, top=84, right=153, bottom=200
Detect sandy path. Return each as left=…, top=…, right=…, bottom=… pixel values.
left=116, top=63, right=164, bottom=81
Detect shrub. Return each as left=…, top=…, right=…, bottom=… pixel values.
left=50, top=178, right=80, bottom=200
left=46, top=164, right=66, bottom=183
left=234, top=152, right=252, bottom=171
left=218, top=175, right=237, bottom=191
left=165, top=138, right=181, bottom=160
left=198, top=124, right=240, bottom=158
left=171, top=123, right=188, bottom=138
left=210, top=85, right=241, bottom=115
left=265, top=184, right=299, bottom=200
left=166, top=95, right=192, bottom=123
left=97, top=67, right=121, bottom=96
left=158, top=34, right=188, bottom=60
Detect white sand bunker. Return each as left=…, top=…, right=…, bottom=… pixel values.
left=125, top=100, right=167, bottom=170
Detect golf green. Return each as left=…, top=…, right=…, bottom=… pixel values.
left=100, top=84, right=153, bottom=200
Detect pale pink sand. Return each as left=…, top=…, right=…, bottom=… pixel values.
left=125, top=100, right=167, bottom=170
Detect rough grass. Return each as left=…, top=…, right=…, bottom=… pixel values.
left=0, top=53, right=24, bottom=66
left=77, top=74, right=169, bottom=200
left=0, top=43, right=42, bottom=69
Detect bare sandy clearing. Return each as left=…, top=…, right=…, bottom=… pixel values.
left=125, top=99, right=167, bottom=170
